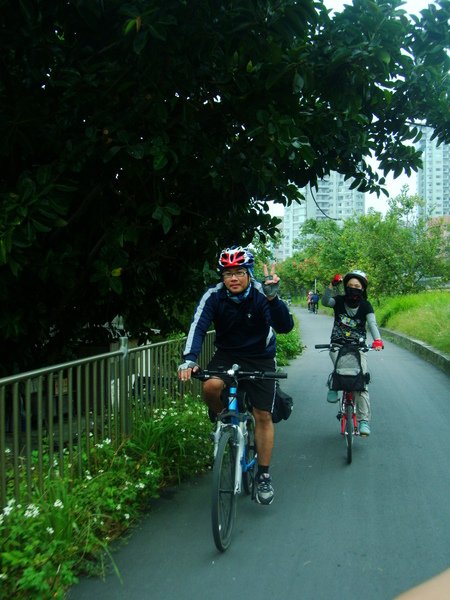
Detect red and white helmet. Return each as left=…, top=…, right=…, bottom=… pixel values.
left=218, top=246, right=254, bottom=271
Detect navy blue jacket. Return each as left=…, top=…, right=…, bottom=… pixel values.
left=182, top=281, right=294, bottom=362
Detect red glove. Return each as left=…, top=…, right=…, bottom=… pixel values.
left=331, top=274, right=343, bottom=286
left=372, top=339, right=384, bottom=350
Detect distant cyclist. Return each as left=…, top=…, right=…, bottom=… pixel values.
left=177, top=245, right=293, bottom=505
left=311, top=291, right=319, bottom=314
left=321, top=271, right=383, bottom=436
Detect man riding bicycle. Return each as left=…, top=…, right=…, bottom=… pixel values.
left=177, top=245, right=293, bottom=505
left=321, top=270, right=383, bottom=436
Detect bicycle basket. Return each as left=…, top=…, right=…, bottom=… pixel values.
left=328, top=346, right=369, bottom=392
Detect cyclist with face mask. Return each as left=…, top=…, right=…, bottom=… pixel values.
left=321, top=271, right=384, bottom=436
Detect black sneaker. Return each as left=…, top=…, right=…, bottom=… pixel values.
left=256, top=473, right=274, bottom=505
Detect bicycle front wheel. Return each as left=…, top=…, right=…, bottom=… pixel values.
left=211, top=429, right=237, bottom=552
left=345, top=403, right=353, bottom=464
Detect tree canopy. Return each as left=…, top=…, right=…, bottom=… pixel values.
left=276, top=187, right=450, bottom=299
left=1, top=0, right=449, bottom=372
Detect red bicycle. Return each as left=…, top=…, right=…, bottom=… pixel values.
left=315, top=342, right=373, bottom=464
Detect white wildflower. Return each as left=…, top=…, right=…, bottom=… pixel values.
left=46, top=527, right=54, bottom=535
left=53, top=499, right=64, bottom=509
left=124, top=513, right=130, bottom=520
left=24, top=504, right=40, bottom=518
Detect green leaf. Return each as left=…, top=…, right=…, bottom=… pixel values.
left=293, top=72, right=304, bottom=93
left=153, top=153, right=168, bottom=170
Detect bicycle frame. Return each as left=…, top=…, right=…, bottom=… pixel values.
left=338, top=391, right=358, bottom=436
left=315, top=341, right=374, bottom=464
left=211, top=381, right=256, bottom=495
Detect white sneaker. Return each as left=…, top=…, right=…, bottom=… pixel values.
left=256, top=474, right=274, bottom=505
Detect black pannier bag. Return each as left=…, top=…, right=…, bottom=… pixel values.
left=327, top=345, right=370, bottom=392
left=272, top=384, right=294, bottom=423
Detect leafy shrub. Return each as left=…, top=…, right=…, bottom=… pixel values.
left=276, top=314, right=302, bottom=365
left=0, top=397, right=212, bottom=599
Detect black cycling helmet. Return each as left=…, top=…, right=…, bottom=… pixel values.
left=343, top=270, right=368, bottom=297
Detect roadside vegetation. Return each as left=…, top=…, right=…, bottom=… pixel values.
left=0, top=326, right=302, bottom=599
left=376, top=291, right=450, bottom=354
left=276, top=190, right=449, bottom=302
left=0, top=398, right=213, bottom=599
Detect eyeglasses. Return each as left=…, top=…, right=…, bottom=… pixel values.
left=222, top=270, right=248, bottom=280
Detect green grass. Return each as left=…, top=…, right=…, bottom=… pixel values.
left=376, top=291, right=450, bottom=354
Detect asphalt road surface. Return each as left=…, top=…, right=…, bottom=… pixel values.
left=68, top=307, right=450, bottom=600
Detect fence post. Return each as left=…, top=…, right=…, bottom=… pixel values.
left=119, top=337, right=130, bottom=437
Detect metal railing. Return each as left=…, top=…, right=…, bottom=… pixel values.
left=0, top=332, right=215, bottom=507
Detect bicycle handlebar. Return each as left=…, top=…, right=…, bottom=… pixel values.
left=192, top=365, right=287, bottom=381
left=314, top=343, right=372, bottom=352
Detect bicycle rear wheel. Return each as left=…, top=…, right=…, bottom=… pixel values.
left=242, top=416, right=257, bottom=496
left=345, top=402, right=353, bottom=464
left=211, top=429, right=237, bottom=552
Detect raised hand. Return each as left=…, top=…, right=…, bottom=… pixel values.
left=262, top=263, right=280, bottom=299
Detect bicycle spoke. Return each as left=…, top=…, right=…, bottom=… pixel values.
left=211, top=430, right=237, bottom=551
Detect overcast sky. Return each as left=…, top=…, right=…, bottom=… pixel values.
left=270, top=0, right=437, bottom=216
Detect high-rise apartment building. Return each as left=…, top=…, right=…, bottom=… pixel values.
left=416, top=127, right=450, bottom=217
left=273, top=172, right=365, bottom=260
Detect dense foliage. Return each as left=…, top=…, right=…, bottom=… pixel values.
left=0, top=397, right=213, bottom=599
left=276, top=188, right=450, bottom=298
left=1, top=0, right=449, bottom=372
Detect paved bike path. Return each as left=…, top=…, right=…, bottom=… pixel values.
left=68, top=308, right=450, bottom=600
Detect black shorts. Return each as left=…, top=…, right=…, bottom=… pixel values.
left=207, top=350, right=277, bottom=413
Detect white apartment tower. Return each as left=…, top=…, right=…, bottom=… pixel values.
left=416, top=127, right=450, bottom=217
left=274, top=172, right=365, bottom=260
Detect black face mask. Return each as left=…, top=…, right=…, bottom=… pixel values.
left=345, top=286, right=364, bottom=307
